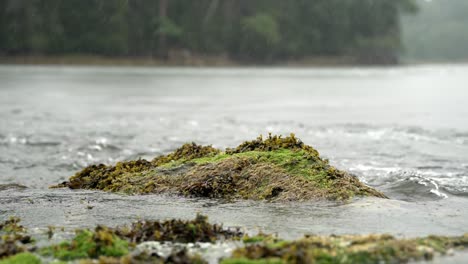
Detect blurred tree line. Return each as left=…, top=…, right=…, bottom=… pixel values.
left=402, top=0, right=468, bottom=62
left=0, top=0, right=417, bottom=64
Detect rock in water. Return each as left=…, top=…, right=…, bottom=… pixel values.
left=52, top=134, right=386, bottom=201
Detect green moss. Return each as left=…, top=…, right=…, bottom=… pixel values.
left=54, top=134, right=386, bottom=201
left=179, top=149, right=385, bottom=200
left=0, top=253, right=41, bottom=264
left=242, top=233, right=278, bottom=244
left=3, top=216, right=468, bottom=264
left=243, top=236, right=268, bottom=244
left=229, top=234, right=468, bottom=264
left=152, top=142, right=220, bottom=166
left=51, top=142, right=219, bottom=192
left=37, top=214, right=236, bottom=263
left=226, top=133, right=320, bottom=157
left=266, top=240, right=290, bottom=249
left=39, top=214, right=239, bottom=262
left=41, top=227, right=129, bottom=261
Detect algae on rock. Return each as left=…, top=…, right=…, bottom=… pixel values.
left=40, top=214, right=240, bottom=262
left=40, top=227, right=129, bottom=261
left=223, top=233, right=468, bottom=264
left=53, top=134, right=386, bottom=201
left=114, top=213, right=242, bottom=244
left=3, top=216, right=468, bottom=264
left=1, top=215, right=224, bottom=263
left=0, top=217, right=34, bottom=259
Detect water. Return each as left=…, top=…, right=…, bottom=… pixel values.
left=1, top=65, right=468, bottom=260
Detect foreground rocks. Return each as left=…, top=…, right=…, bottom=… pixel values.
left=1, top=215, right=239, bottom=264
left=224, top=234, right=468, bottom=264
left=1, top=216, right=468, bottom=264
left=0, top=217, right=34, bottom=259
left=53, top=134, right=386, bottom=201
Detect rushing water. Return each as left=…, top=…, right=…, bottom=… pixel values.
left=1, top=65, right=468, bottom=261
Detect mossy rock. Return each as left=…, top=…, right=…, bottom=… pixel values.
left=53, top=134, right=386, bottom=201
left=40, top=227, right=129, bottom=261
left=224, top=233, right=468, bottom=264
left=40, top=214, right=235, bottom=263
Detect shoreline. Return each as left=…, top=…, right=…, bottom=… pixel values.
left=1, top=55, right=467, bottom=68
left=0, top=54, right=377, bottom=68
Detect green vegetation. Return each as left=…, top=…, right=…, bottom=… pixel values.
left=53, top=134, right=386, bottom=201
left=225, top=233, right=468, bottom=264
left=40, top=213, right=239, bottom=262
left=41, top=228, right=129, bottom=261
left=0, top=0, right=417, bottom=64
left=152, top=142, right=220, bottom=166
left=0, top=253, right=41, bottom=264
left=0, top=215, right=233, bottom=263
left=2, top=216, right=468, bottom=263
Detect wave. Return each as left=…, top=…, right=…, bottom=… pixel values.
left=379, top=171, right=449, bottom=201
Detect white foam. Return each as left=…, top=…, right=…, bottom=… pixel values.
left=427, top=179, right=448, bottom=199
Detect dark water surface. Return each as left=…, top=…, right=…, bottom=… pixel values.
left=1, top=65, right=468, bottom=261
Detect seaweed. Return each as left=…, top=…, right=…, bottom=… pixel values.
left=52, top=159, right=155, bottom=191
left=152, top=142, right=220, bottom=166
left=53, top=134, right=386, bottom=201
left=224, top=233, right=468, bottom=264
left=0, top=217, right=34, bottom=259
left=0, top=218, right=26, bottom=235
left=115, top=213, right=242, bottom=244
left=3, top=216, right=468, bottom=264
left=226, top=133, right=319, bottom=158
left=180, top=150, right=385, bottom=201
left=52, top=143, right=219, bottom=192
left=41, top=214, right=240, bottom=262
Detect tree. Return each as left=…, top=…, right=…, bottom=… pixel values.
left=0, top=0, right=419, bottom=64
left=239, top=13, right=280, bottom=62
